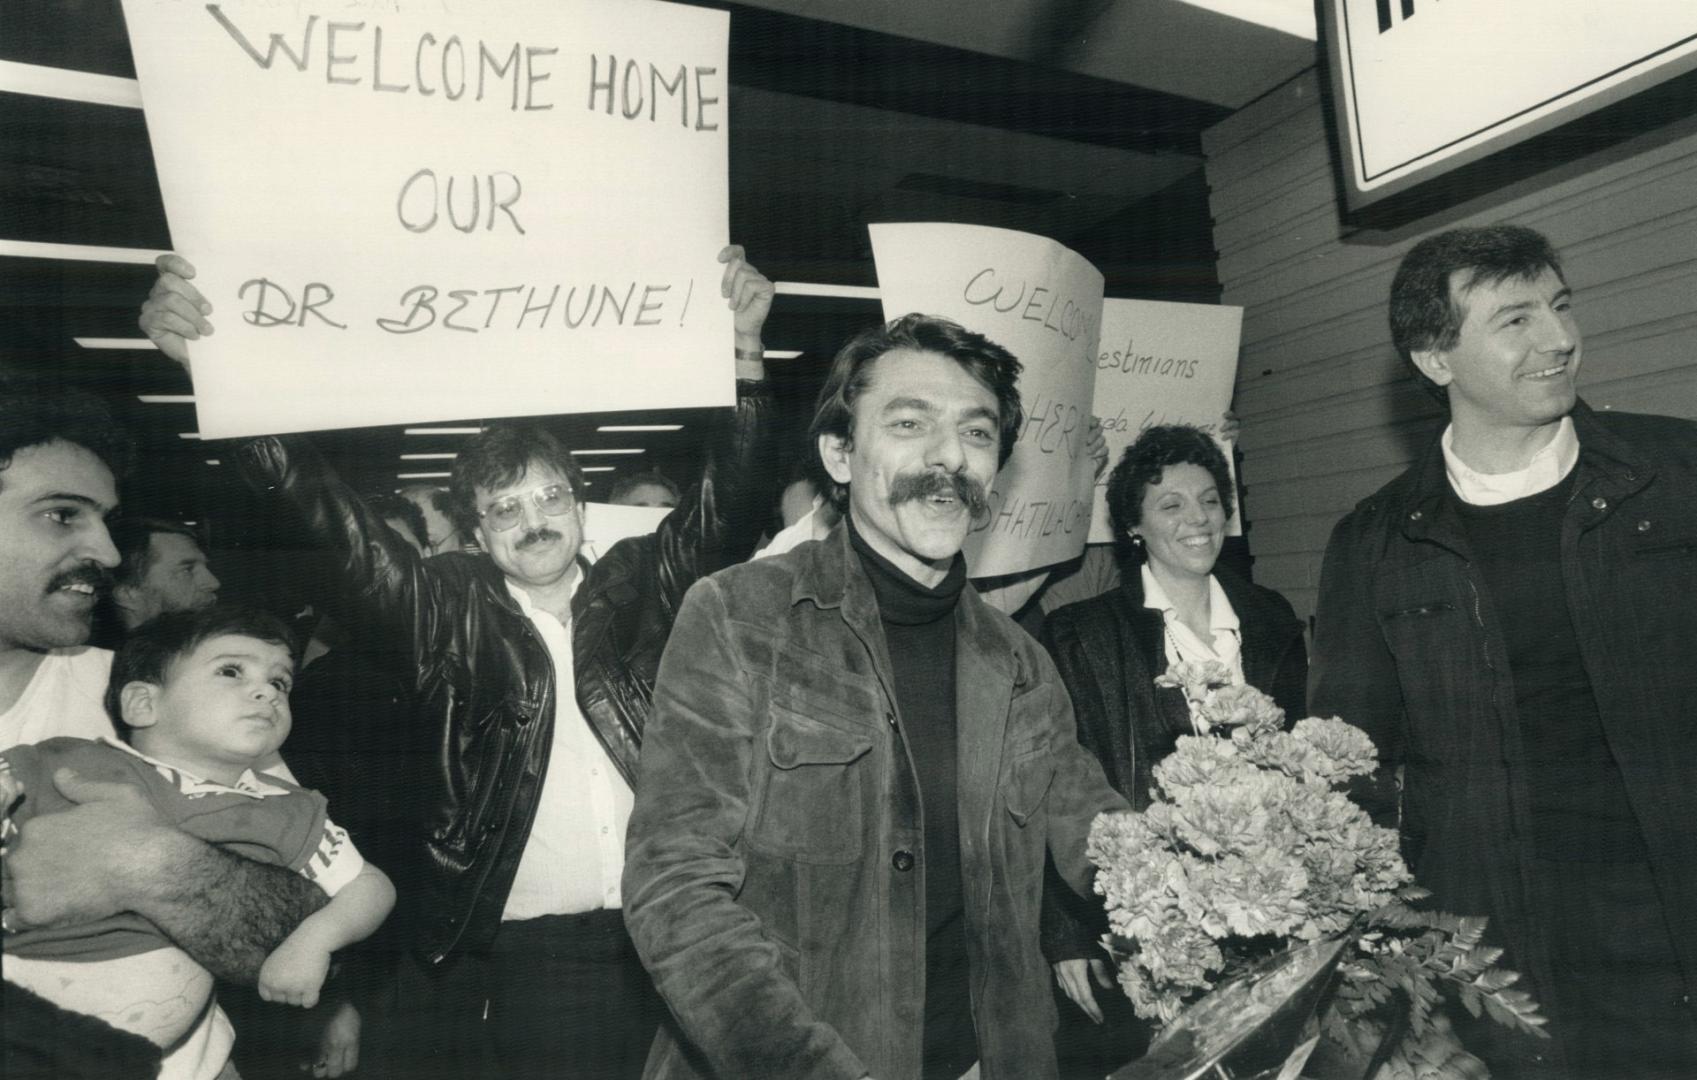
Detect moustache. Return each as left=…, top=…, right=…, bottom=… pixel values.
left=46, top=564, right=112, bottom=595
left=888, top=470, right=991, bottom=521
left=514, top=527, right=564, bottom=551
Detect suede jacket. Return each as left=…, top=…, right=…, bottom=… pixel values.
left=1037, top=564, right=1307, bottom=962
left=237, top=380, right=772, bottom=962
left=1309, top=401, right=1697, bottom=1078
left=622, top=524, right=1130, bottom=1080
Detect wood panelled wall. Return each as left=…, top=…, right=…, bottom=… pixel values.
left=1204, top=69, right=1697, bottom=622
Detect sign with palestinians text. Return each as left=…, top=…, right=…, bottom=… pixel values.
left=869, top=223, right=1103, bottom=578
left=1089, top=298, right=1242, bottom=542
left=121, top=0, right=731, bottom=436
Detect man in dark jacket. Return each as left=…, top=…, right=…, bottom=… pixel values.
left=1311, top=224, right=1697, bottom=1080
left=139, top=246, right=777, bottom=1080
left=623, top=314, right=1128, bottom=1080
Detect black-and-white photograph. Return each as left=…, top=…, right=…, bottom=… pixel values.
left=4, top=2, right=1696, bottom=1078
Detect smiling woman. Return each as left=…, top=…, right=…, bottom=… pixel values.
left=1035, top=423, right=1308, bottom=1058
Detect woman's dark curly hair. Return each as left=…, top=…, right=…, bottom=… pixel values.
left=1106, top=424, right=1234, bottom=560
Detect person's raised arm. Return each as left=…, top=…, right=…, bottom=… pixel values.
left=2, top=768, right=326, bottom=983
left=621, top=578, right=868, bottom=1080
left=648, top=245, right=778, bottom=616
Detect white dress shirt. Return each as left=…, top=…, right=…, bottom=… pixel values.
left=500, top=575, right=634, bottom=919
left=1140, top=564, right=1244, bottom=683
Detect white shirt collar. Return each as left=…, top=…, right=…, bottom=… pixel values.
left=99, top=736, right=293, bottom=799
left=1441, top=415, right=1579, bottom=506
left=1140, top=564, right=1239, bottom=635
left=504, top=568, right=583, bottom=625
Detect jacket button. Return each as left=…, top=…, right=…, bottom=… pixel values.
left=891, top=849, right=915, bottom=872
left=1637, top=519, right=1653, bottom=532
left=1408, top=509, right=1423, bottom=521
left=1592, top=496, right=1608, bottom=511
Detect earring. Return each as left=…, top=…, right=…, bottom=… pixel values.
left=1129, top=533, right=1144, bottom=549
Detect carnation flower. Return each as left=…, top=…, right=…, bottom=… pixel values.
left=1168, top=773, right=1281, bottom=858
left=1200, top=682, right=1286, bottom=737
left=1291, top=716, right=1378, bottom=784
left=1190, top=849, right=1310, bottom=938
left=1152, top=735, right=1242, bottom=795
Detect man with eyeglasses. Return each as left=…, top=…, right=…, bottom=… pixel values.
left=140, top=244, right=776, bottom=1080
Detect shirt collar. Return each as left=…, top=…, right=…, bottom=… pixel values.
left=504, top=568, right=583, bottom=625
left=1140, top=564, right=1239, bottom=634
left=98, top=736, right=293, bottom=799
left=1442, top=415, right=1579, bottom=506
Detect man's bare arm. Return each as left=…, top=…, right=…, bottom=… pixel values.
left=137, top=827, right=329, bottom=982
left=3, top=768, right=327, bottom=983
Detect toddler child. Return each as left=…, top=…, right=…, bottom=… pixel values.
left=1, top=605, right=395, bottom=1080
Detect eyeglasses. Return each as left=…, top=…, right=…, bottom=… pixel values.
left=476, top=482, right=576, bottom=533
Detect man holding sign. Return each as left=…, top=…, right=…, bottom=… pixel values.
left=142, top=245, right=775, bottom=1080
left=623, top=314, right=1127, bottom=1080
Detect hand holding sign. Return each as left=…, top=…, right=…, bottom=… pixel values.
left=141, top=254, right=210, bottom=367
left=720, top=244, right=774, bottom=371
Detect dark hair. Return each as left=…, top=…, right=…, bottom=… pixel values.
left=106, top=604, right=298, bottom=727
left=448, top=423, right=585, bottom=537
left=1106, top=424, right=1235, bottom=561
left=1389, top=224, right=1565, bottom=401
left=807, top=313, right=1024, bottom=512
left=0, top=383, right=134, bottom=492
left=367, top=493, right=429, bottom=550
left=607, top=469, right=680, bottom=506
left=110, top=518, right=204, bottom=589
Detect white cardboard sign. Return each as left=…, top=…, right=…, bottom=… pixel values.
left=121, top=0, right=732, bottom=437
left=1089, top=298, right=1242, bottom=542
left=580, top=501, right=670, bottom=562
left=869, top=223, right=1103, bottom=578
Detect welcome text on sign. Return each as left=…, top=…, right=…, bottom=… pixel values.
left=206, top=4, right=722, bottom=128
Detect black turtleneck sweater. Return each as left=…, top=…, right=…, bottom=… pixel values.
left=848, top=521, right=976, bottom=1079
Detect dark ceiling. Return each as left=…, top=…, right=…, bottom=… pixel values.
left=1, top=0, right=1247, bottom=539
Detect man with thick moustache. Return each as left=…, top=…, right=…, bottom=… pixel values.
left=623, top=314, right=1128, bottom=1080
left=1311, top=224, right=1697, bottom=1080
left=141, top=245, right=778, bottom=1080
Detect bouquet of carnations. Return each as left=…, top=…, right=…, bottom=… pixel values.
left=1088, top=661, right=1546, bottom=1079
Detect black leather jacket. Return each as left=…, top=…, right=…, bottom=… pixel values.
left=238, top=380, right=773, bottom=961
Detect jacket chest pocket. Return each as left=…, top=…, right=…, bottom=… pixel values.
left=1376, top=594, right=1486, bottom=764
left=1003, top=744, right=1056, bottom=828
left=749, top=706, right=875, bottom=865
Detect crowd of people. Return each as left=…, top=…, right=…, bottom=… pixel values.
left=1, top=224, right=1693, bottom=1080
